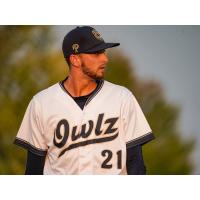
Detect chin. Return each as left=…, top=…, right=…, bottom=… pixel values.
left=88, top=73, right=104, bottom=80
left=95, top=77, right=103, bottom=81
left=95, top=74, right=104, bottom=80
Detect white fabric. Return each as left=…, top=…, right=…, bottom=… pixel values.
left=15, top=80, right=152, bottom=174
left=122, top=91, right=152, bottom=145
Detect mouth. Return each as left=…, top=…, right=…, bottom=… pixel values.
left=99, top=64, right=106, bottom=70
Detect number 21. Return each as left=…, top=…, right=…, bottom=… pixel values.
left=101, top=150, right=122, bottom=169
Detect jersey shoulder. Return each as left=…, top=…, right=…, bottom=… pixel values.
left=32, top=82, right=60, bottom=103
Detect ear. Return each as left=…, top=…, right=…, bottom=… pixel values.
left=70, top=54, right=81, bottom=67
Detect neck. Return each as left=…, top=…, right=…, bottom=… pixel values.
left=64, top=70, right=97, bottom=97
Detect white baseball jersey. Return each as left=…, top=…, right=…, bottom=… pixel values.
left=14, top=80, right=154, bottom=175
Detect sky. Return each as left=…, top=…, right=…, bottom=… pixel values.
left=53, top=26, right=200, bottom=174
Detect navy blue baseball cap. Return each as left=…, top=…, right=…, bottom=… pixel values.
left=62, top=26, right=120, bottom=58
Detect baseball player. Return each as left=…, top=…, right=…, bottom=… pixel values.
left=14, top=26, right=154, bottom=175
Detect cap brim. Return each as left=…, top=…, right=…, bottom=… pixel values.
left=84, top=42, right=120, bottom=53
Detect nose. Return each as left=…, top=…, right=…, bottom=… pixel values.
left=101, top=52, right=108, bottom=63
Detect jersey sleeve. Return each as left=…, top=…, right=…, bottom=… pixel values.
left=14, top=97, right=48, bottom=156
left=122, top=92, right=154, bottom=148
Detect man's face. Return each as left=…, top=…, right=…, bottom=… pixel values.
left=78, top=50, right=109, bottom=80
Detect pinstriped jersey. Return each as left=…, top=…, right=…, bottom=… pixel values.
left=14, top=80, right=154, bottom=174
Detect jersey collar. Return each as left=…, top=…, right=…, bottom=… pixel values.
left=59, top=77, right=104, bottom=107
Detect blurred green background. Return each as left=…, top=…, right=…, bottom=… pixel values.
left=0, top=26, right=196, bottom=174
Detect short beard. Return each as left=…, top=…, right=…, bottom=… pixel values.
left=81, top=62, right=104, bottom=80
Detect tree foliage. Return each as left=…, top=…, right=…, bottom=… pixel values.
left=0, top=26, right=195, bottom=174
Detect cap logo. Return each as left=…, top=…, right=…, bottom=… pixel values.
left=72, top=44, right=79, bottom=53
left=92, top=29, right=103, bottom=41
